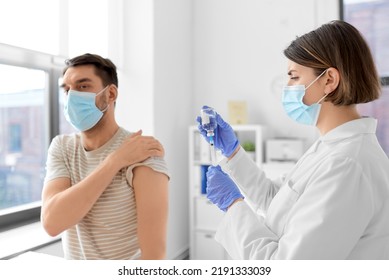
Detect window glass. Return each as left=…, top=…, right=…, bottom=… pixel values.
left=343, top=0, right=389, bottom=154
left=358, top=87, right=389, bottom=154
left=0, top=64, right=47, bottom=211
left=68, top=0, right=109, bottom=57
left=0, top=0, right=110, bottom=58
left=343, top=0, right=389, bottom=76
left=0, top=0, right=60, bottom=55
left=58, top=85, right=77, bottom=134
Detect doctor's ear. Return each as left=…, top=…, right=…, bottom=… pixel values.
left=324, top=67, right=340, bottom=94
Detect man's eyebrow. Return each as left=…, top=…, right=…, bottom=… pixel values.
left=60, top=78, right=93, bottom=88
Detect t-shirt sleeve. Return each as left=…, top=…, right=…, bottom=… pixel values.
left=126, top=156, right=170, bottom=187
left=44, top=135, right=71, bottom=184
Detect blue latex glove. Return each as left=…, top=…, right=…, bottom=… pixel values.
left=206, top=165, right=244, bottom=212
left=197, top=106, right=239, bottom=157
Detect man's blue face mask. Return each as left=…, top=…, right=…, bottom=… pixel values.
left=281, top=69, right=328, bottom=126
left=64, top=86, right=109, bottom=131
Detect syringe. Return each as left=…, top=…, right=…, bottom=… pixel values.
left=208, top=132, right=217, bottom=166
left=200, top=107, right=218, bottom=166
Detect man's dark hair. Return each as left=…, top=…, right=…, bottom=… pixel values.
left=63, top=53, right=118, bottom=87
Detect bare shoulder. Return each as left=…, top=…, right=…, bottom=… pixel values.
left=132, top=165, right=169, bottom=188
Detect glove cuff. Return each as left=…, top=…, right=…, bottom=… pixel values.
left=220, top=193, right=244, bottom=212
left=223, top=140, right=240, bottom=158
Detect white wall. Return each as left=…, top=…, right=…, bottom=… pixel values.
left=153, top=0, right=193, bottom=259
left=116, top=0, right=155, bottom=135
left=193, top=0, right=340, bottom=148
left=115, top=0, right=339, bottom=259
left=115, top=0, right=193, bottom=259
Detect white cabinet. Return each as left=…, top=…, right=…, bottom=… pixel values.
left=194, top=231, right=225, bottom=259
left=188, top=125, right=266, bottom=259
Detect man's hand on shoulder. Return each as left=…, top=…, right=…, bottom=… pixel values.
left=109, top=130, right=165, bottom=169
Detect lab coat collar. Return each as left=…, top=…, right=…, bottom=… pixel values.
left=319, top=117, right=377, bottom=143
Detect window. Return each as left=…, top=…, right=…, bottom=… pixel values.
left=8, top=124, right=22, bottom=153
left=68, top=0, right=109, bottom=57
left=0, top=0, right=116, bottom=230
left=0, top=0, right=111, bottom=58
left=58, top=85, right=76, bottom=134
left=0, top=46, right=64, bottom=228
left=0, top=0, right=60, bottom=55
left=0, top=64, right=48, bottom=212
left=342, top=0, right=389, bottom=154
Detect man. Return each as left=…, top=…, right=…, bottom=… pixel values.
left=41, top=53, right=169, bottom=260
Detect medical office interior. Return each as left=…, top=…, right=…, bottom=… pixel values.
left=0, top=0, right=388, bottom=260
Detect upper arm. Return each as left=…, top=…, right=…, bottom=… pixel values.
left=132, top=166, right=169, bottom=259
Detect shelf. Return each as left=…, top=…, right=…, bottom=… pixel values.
left=188, top=124, right=267, bottom=260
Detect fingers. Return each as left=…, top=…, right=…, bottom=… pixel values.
left=130, top=129, right=143, bottom=138
left=207, top=165, right=223, bottom=176
left=148, top=146, right=164, bottom=158
left=199, top=106, right=229, bottom=128
left=126, top=132, right=165, bottom=156
left=196, top=116, right=210, bottom=140
left=148, top=140, right=164, bottom=155
left=216, top=113, right=227, bottom=127
left=137, top=135, right=165, bottom=158
left=127, top=132, right=155, bottom=143
left=196, top=116, right=201, bottom=124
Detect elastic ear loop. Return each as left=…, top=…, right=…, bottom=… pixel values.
left=305, top=69, right=328, bottom=90
left=316, top=93, right=329, bottom=104
left=306, top=69, right=329, bottom=104
left=96, top=85, right=110, bottom=113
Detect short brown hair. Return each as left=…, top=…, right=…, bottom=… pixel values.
left=63, top=53, right=118, bottom=87
left=284, top=20, right=380, bottom=105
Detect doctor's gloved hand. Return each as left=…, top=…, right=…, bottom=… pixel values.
left=206, top=165, right=244, bottom=212
left=196, top=106, right=239, bottom=157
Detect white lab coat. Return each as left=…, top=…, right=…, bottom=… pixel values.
left=216, top=117, right=389, bottom=259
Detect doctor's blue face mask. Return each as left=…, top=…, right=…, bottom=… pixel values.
left=281, top=69, right=328, bottom=126
left=64, top=86, right=109, bottom=131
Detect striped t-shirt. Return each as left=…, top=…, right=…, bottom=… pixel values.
left=44, top=127, right=169, bottom=259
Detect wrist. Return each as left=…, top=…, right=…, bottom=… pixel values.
left=228, top=146, right=241, bottom=161
left=227, top=197, right=244, bottom=211
left=106, top=152, right=125, bottom=171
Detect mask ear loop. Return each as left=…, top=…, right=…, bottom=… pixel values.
left=305, top=69, right=329, bottom=104
left=96, top=85, right=110, bottom=113
left=305, top=69, right=328, bottom=90
left=316, top=93, right=329, bottom=104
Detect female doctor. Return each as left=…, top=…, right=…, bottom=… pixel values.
left=197, top=20, right=389, bottom=259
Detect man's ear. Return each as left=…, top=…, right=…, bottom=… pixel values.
left=324, top=67, right=340, bottom=94
left=108, top=84, right=118, bottom=102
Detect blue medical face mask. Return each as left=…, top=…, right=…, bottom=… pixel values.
left=64, top=86, right=109, bottom=131
left=282, top=70, right=328, bottom=126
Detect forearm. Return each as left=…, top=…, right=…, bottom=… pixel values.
left=222, top=147, right=279, bottom=212
left=216, top=202, right=279, bottom=260
left=42, top=155, right=121, bottom=236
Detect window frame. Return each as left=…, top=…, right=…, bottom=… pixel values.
left=0, top=43, right=64, bottom=230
